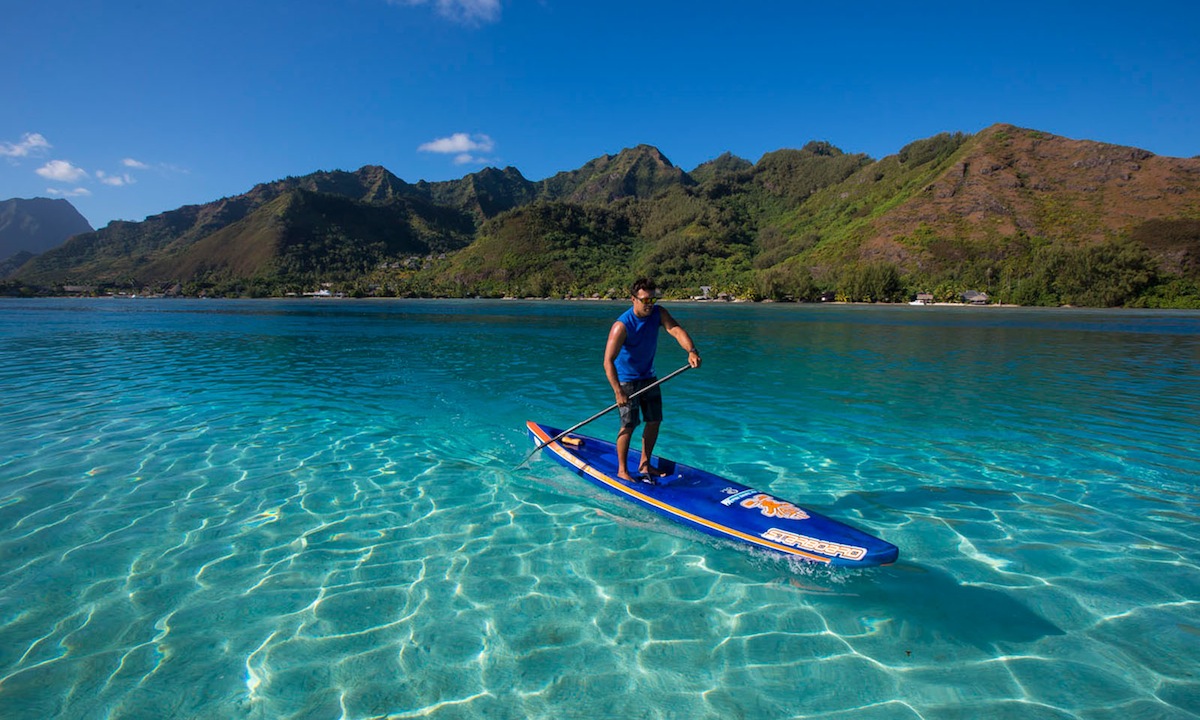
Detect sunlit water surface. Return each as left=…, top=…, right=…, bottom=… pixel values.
left=1, top=299, right=1197, bottom=719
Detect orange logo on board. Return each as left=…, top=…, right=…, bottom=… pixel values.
left=740, top=493, right=810, bottom=521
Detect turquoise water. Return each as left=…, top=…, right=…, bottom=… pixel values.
left=1, top=298, right=1198, bottom=719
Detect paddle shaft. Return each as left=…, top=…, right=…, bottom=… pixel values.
left=517, top=363, right=692, bottom=468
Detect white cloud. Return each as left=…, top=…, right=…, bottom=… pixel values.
left=390, top=0, right=501, bottom=24
left=36, top=160, right=89, bottom=183
left=1, top=132, right=51, bottom=158
left=419, top=132, right=495, bottom=154
left=4, top=137, right=161, bottom=195
left=97, top=170, right=136, bottom=187
left=47, top=187, right=92, bottom=198
left=419, top=133, right=497, bottom=166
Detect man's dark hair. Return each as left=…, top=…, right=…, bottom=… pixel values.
left=630, top=278, right=656, bottom=297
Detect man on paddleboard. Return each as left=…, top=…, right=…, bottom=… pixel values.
left=604, top=278, right=702, bottom=483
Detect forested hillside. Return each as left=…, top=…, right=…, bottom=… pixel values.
left=8, top=124, right=1200, bottom=307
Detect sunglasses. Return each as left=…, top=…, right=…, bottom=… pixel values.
left=634, top=295, right=657, bottom=306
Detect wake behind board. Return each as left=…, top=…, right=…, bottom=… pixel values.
left=527, top=420, right=898, bottom=567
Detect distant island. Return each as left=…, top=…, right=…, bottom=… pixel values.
left=4, top=123, right=1199, bottom=308
left=0, top=198, right=93, bottom=278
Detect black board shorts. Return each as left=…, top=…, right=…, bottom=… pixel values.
left=618, top=378, right=663, bottom=429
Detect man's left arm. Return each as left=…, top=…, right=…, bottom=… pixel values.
left=660, top=307, right=702, bottom=368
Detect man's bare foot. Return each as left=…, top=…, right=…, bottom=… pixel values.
left=639, top=464, right=666, bottom=478
left=618, top=470, right=654, bottom=485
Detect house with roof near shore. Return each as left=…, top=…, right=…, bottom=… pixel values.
left=961, top=290, right=990, bottom=305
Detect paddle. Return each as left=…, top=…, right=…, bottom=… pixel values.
left=516, top=363, right=693, bottom=469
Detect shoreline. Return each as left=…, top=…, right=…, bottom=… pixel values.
left=8, top=294, right=1173, bottom=311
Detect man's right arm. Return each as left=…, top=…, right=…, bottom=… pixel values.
left=604, top=321, right=628, bottom=405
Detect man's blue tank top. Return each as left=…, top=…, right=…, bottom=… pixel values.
left=614, top=305, right=661, bottom=382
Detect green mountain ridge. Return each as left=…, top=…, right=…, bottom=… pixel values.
left=416, top=166, right=538, bottom=220
left=9, top=124, right=1200, bottom=306
left=540, top=144, right=694, bottom=204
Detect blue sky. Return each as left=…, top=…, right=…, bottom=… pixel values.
left=3, top=0, right=1197, bottom=228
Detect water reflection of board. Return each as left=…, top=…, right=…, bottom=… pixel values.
left=526, top=420, right=898, bottom=567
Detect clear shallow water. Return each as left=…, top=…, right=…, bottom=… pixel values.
left=1, top=298, right=1197, bottom=720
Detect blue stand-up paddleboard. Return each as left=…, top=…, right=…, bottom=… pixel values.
left=527, top=420, right=898, bottom=567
